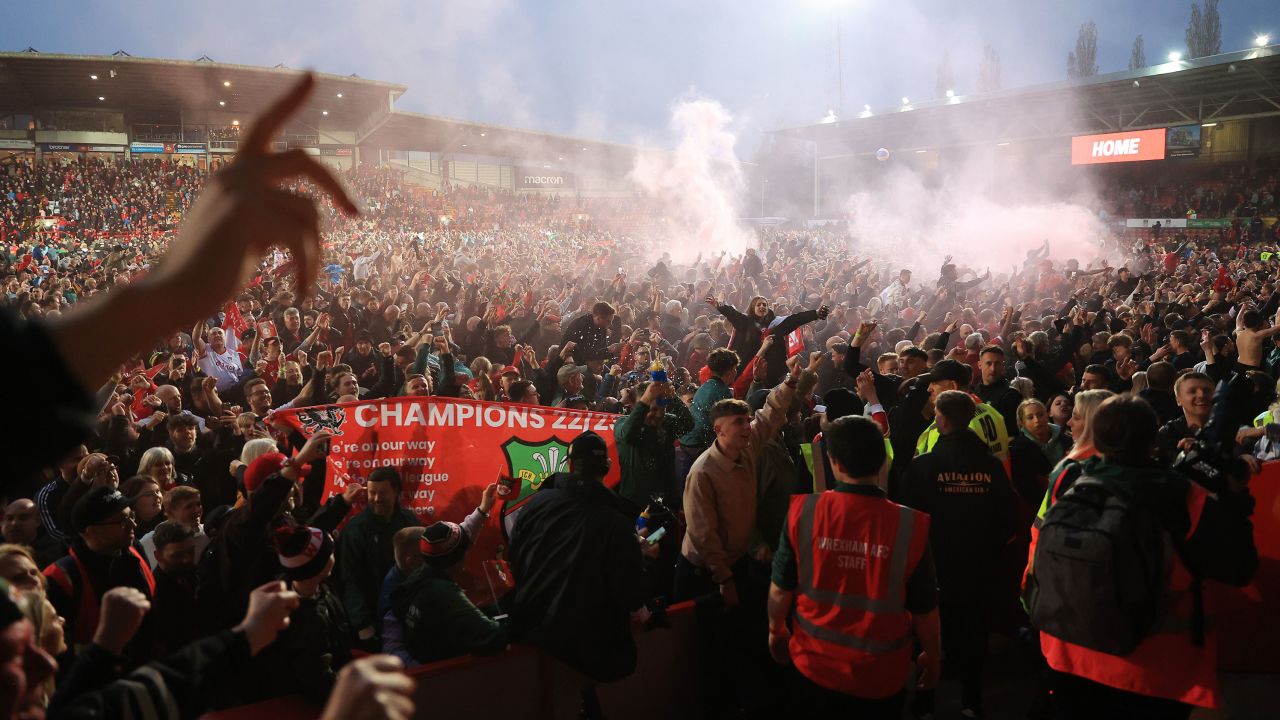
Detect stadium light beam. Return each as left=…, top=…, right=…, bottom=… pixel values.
left=231, top=119, right=240, bottom=126
left=1168, top=51, right=1182, bottom=62
left=1257, top=35, right=1271, bottom=47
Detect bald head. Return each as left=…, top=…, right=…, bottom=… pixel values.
left=156, top=384, right=182, bottom=412
left=2, top=500, right=39, bottom=545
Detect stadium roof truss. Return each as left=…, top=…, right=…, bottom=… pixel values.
left=773, top=46, right=1280, bottom=161
left=0, top=51, right=643, bottom=170
left=0, top=52, right=405, bottom=129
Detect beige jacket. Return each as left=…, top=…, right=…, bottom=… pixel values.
left=681, top=380, right=797, bottom=583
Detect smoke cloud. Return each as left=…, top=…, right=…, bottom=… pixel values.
left=629, top=98, right=755, bottom=262
left=840, top=157, right=1112, bottom=278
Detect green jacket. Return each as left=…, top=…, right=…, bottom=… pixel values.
left=614, top=398, right=694, bottom=506
left=336, top=506, right=420, bottom=633
left=391, top=565, right=507, bottom=664
left=678, top=377, right=731, bottom=448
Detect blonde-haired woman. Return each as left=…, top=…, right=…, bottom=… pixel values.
left=1009, top=399, right=1071, bottom=506
left=138, top=446, right=179, bottom=491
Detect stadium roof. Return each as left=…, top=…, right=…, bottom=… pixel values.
left=359, top=110, right=638, bottom=168
left=774, top=45, right=1280, bottom=160
left=0, top=51, right=405, bottom=127
left=0, top=51, right=642, bottom=167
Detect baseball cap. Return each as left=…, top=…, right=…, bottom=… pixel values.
left=822, top=388, right=864, bottom=421
left=71, top=487, right=134, bottom=534
left=493, top=365, right=522, bottom=378
left=917, top=358, right=972, bottom=387
left=557, top=364, right=586, bottom=385
left=567, top=431, right=609, bottom=460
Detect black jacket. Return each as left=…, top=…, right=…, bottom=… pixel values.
left=717, top=304, right=820, bottom=385
left=903, top=429, right=1017, bottom=603
left=509, top=475, right=647, bottom=682
left=249, top=583, right=352, bottom=705
left=975, top=379, right=1023, bottom=436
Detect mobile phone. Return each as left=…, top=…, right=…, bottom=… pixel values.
left=646, top=527, right=667, bottom=545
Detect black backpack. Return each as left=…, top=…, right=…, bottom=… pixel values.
left=1025, top=473, right=1194, bottom=656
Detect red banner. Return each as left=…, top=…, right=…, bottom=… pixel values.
left=273, top=396, right=621, bottom=598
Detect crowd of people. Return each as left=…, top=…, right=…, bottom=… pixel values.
left=0, top=76, right=1275, bottom=719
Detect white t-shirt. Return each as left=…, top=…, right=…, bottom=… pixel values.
left=197, top=331, right=242, bottom=392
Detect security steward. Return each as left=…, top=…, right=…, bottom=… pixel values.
left=914, top=359, right=1010, bottom=462
left=767, top=415, right=941, bottom=719
left=903, top=390, right=1017, bottom=719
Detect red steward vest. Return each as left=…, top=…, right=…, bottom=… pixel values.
left=1037, top=483, right=1219, bottom=708
left=786, top=490, right=930, bottom=699
left=44, top=546, right=156, bottom=645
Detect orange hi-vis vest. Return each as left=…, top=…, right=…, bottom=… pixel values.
left=786, top=490, right=931, bottom=699
left=1037, top=482, right=1220, bottom=708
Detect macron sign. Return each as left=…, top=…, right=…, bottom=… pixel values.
left=1071, top=128, right=1167, bottom=165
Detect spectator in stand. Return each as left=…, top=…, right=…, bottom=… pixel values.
left=612, top=379, right=694, bottom=508
left=44, top=487, right=155, bottom=654
left=250, top=523, right=351, bottom=705
left=120, top=475, right=165, bottom=537
left=379, top=526, right=426, bottom=667
left=676, top=375, right=797, bottom=719
left=147, top=520, right=200, bottom=656
left=1030, top=396, right=1257, bottom=719
left=1139, top=361, right=1181, bottom=425
left=678, top=346, right=743, bottom=480
left=509, top=431, right=650, bottom=720
left=0, top=545, right=44, bottom=592
left=391, top=519, right=506, bottom=666
left=1156, top=372, right=1215, bottom=464
left=975, top=345, right=1022, bottom=435
left=338, top=467, right=421, bottom=648
left=1, top=500, right=63, bottom=569
left=139, top=485, right=207, bottom=567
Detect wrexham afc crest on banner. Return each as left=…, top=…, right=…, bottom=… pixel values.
left=499, top=436, right=571, bottom=511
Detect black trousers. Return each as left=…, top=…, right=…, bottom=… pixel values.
left=914, top=600, right=988, bottom=715
left=673, top=556, right=782, bottom=720
left=1050, top=670, right=1192, bottom=720
left=791, top=666, right=905, bottom=720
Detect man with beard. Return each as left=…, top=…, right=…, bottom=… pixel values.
left=337, top=468, right=419, bottom=649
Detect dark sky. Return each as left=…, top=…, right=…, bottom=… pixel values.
left=2, top=1, right=1275, bottom=144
